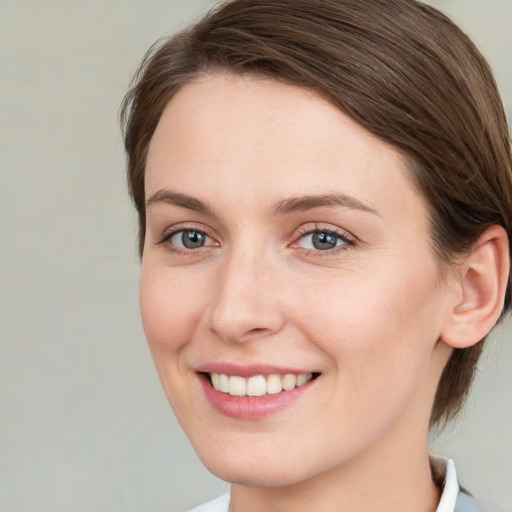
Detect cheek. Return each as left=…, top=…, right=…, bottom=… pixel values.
left=139, top=266, right=204, bottom=355
left=298, top=267, right=443, bottom=390
left=139, top=265, right=211, bottom=421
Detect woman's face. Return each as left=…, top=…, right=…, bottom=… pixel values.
left=141, top=74, right=455, bottom=487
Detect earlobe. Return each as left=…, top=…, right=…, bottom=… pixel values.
left=441, top=225, right=509, bottom=349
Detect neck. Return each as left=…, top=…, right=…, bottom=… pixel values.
left=229, top=417, right=440, bottom=512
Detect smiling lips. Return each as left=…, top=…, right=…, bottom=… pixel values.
left=200, top=368, right=319, bottom=419
left=209, top=372, right=315, bottom=397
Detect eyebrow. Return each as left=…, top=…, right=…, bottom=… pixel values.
left=272, top=193, right=379, bottom=216
left=146, top=189, right=213, bottom=215
left=146, top=189, right=379, bottom=217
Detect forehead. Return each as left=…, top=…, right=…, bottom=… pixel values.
left=145, top=73, right=427, bottom=226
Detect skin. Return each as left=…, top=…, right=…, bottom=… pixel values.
left=140, top=73, right=464, bottom=512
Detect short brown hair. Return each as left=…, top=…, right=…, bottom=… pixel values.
left=120, top=0, right=512, bottom=426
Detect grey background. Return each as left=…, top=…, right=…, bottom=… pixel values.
left=1, top=1, right=510, bottom=511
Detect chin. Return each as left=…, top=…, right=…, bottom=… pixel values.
left=201, top=456, right=309, bottom=488
left=191, top=434, right=332, bottom=489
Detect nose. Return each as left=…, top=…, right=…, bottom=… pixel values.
left=206, top=247, right=286, bottom=343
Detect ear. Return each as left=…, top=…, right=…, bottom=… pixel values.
left=441, top=225, right=510, bottom=349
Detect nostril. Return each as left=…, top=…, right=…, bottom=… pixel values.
left=244, top=327, right=272, bottom=337
left=207, top=289, right=286, bottom=342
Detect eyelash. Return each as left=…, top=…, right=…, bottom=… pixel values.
left=155, top=222, right=355, bottom=257
left=156, top=223, right=218, bottom=256
left=290, top=223, right=355, bottom=257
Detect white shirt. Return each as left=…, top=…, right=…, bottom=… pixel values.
left=432, top=456, right=460, bottom=512
left=186, top=456, right=469, bottom=512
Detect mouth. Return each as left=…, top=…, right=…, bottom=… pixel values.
left=198, top=367, right=321, bottom=419
left=204, top=371, right=320, bottom=397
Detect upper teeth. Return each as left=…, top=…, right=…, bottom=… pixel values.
left=209, top=372, right=314, bottom=397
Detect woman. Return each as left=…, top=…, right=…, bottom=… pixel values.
left=120, top=1, right=512, bottom=510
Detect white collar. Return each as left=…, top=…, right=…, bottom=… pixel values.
left=432, top=455, right=460, bottom=512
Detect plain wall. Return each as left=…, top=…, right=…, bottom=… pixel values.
left=1, top=1, right=510, bottom=511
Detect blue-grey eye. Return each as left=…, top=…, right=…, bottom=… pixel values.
left=171, top=230, right=209, bottom=249
left=299, top=231, right=346, bottom=250
left=312, top=232, right=338, bottom=250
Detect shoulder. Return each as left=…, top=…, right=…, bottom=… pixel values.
left=186, top=493, right=230, bottom=512
left=455, top=490, right=492, bottom=512
left=432, top=456, right=490, bottom=512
